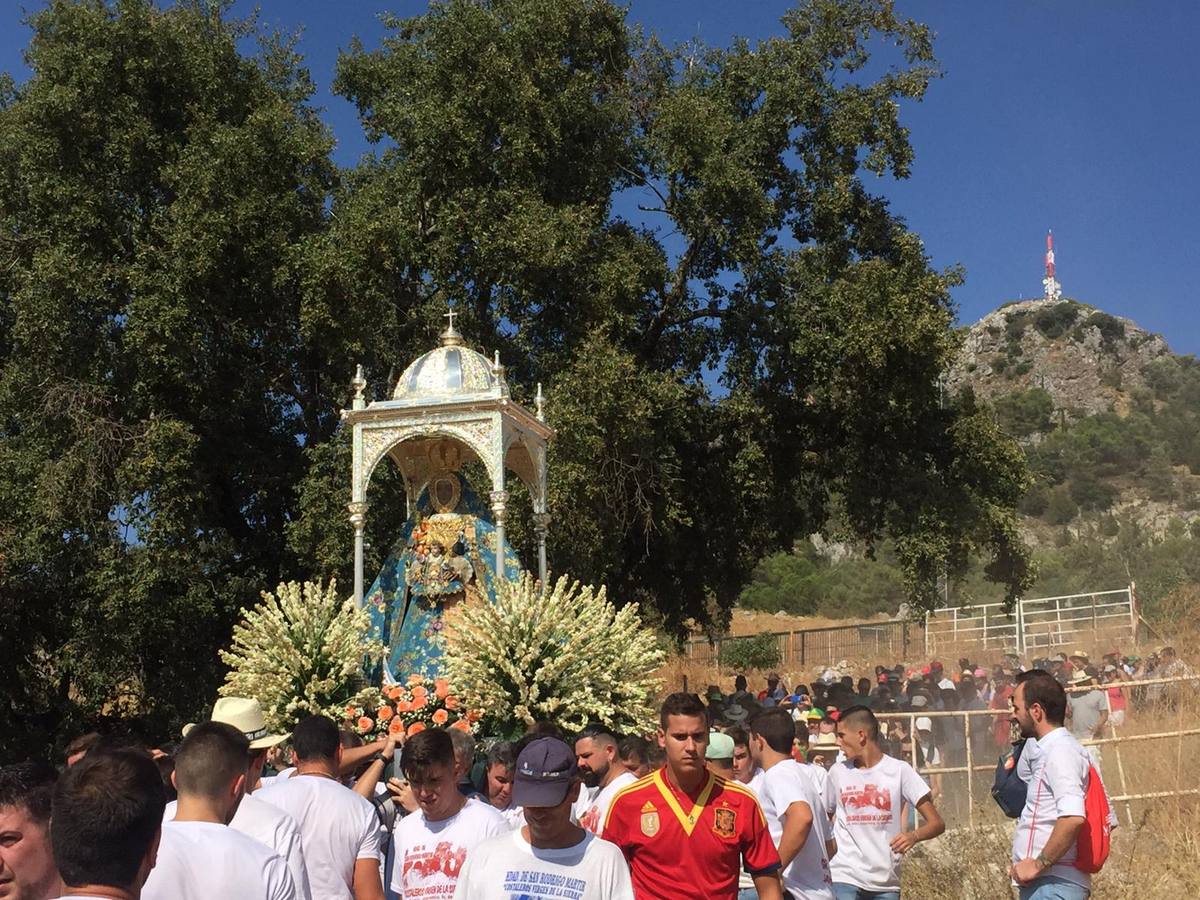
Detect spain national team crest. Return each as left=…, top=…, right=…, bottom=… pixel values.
left=640, top=801, right=660, bottom=837
left=712, top=806, right=737, bottom=838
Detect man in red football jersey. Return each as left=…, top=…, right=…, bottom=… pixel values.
left=603, top=693, right=783, bottom=899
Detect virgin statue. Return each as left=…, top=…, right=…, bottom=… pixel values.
left=365, top=469, right=520, bottom=680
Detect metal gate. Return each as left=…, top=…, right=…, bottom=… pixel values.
left=925, top=586, right=1136, bottom=656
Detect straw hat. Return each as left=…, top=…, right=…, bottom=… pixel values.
left=1069, top=669, right=1093, bottom=685
left=811, top=732, right=839, bottom=751
left=184, top=697, right=289, bottom=750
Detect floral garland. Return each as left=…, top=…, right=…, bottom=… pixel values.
left=347, top=673, right=478, bottom=739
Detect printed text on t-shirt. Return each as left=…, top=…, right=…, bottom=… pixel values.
left=840, top=783, right=894, bottom=825
left=499, top=868, right=588, bottom=899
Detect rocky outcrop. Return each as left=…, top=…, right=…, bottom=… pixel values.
left=946, top=299, right=1172, bottom=417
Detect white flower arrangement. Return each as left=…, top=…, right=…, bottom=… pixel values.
left=442, top=572, right=665, bottom=737
left=219, top=579, right=383, bottom=732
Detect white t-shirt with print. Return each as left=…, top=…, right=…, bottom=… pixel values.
left=578, top=771, right=637, bottom=835
left=758, top=760, right=834, bottom=900
left=391, top=796, right=506, bottom=898
left=450, top=828, right=634, bottom=900
left=256, top=774, right=381, bottom=900
left=142, top=820, right=295, bottom=900
left=164, top=795, right=312, bottom=900
left=824, top=755, right=931, bottom=892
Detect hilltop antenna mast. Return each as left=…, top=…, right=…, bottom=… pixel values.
left=1042, top=229, right=1062, bottom=301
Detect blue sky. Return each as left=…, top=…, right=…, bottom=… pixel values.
left=3, top=1, right=1197, bottom=354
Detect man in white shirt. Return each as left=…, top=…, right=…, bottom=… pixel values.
left=257, top=716, right=384, bottom=900
left=49, top=748, right=165, bottom=900
left=170, top=696, right=312, bottom=900
left=143, top=722, right=294, bottom=900
left=749, top=709, right=834, bottom=900
left=825, top=706, right=944, bottom=900
left=452, top=737, right=634, bottom=900
left=574, top=728, right=638, bottom=835
left=391, top=728, right=505, bottom=898
left=1009, top=670, right=1096, bottom=900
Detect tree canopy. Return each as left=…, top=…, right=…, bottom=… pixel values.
left=0, top=0, right=1033, bottom=757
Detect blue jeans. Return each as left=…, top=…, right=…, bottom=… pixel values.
left=832, top=886, right=900, bottom=900
left=1018, top=875, right=1090, bottom=900
left=737, top=890, right=758, bottom=900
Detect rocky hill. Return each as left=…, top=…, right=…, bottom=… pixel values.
left=948, top=298, right=1200, bottom=545
left=946, top=298, right=1173, bottom=417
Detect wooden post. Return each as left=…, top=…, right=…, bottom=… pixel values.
left=964, top=711, right=974, bottom=829
left=1105, top=685, right=1134, bottom=826
left=800, top=630, right=806, bottom=667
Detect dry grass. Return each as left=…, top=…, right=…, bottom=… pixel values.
left=903, top=800, right=1200, bottom=898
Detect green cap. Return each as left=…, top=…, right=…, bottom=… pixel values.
left=705, top=731, right=735, bottom=761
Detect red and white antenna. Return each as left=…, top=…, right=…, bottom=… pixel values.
left=1042, top=229, right=1062, bottom=301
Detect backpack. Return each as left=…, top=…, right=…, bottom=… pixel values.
left=1073, top=763, right=1112, bottom=873
left=1024, top=759, right=1112, bottom=874
left=991, top=738, right=1029, bottom=818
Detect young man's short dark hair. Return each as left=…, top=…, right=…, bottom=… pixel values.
left=749, top=709, right=795, bottom=754
left=174, top=721, right=251, bottom=799
left=292, top=715, right=340, bottom=763
left=659, top=692, right=707, bottom=727
left=401, top=728, right=456, bottom=781
left=838, top=705, right=880, bottom=742
left=0, top=760, right=57, bottom=823
left=577, top=723, right=620, bottom=745
left=51, top=749, right=165, bottom=890
left=725, top=726, right=749, bottom=749
left=618, top=735, right=650, bottom=765
left=1015, top=669, right=1067, bottom=725
left=63, top=732, right=100, bottom=763
left=485, top=741, right=516, bottom=770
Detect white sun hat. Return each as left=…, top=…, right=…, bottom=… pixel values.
left=183, top=697, right=289, bottom=750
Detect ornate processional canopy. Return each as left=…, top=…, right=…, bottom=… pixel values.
left=341, top=311, right=553, bottom=604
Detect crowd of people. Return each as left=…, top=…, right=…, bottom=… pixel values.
left=0, top=646, right=1191, bottom=900
left=702, top=644, right=1195, bottom=787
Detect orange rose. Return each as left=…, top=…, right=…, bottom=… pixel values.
left=377, top=706, right=394, bottom=721
left=386, top=686, right=403, bottom=701
left=432, top=709, right=449, bottom=725
left=411, top=685, right=429, bottom=700
left=443, top=695, right=459, bottom=710
left=407, top=722, right=427, bottom=737
left=357, top=716, right=374, bottom=733
left=449, top=719, right=472, bottom=732
left=411, top=694, right=428, bottom=711
left=433, top=679, right=450, bottom=699
left=388, top=717, right=405, bottom=735
left=345, top=706, right=357, bottom=718
left=396, top=700, right=413, bottom=713
left=407, top=674, right=423, bottom=686
left=466, top=709, right=481, bottom=723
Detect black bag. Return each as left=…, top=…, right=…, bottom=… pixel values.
left=991, top=737, right=1029, bottom=818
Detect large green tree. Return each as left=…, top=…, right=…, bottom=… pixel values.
left=295, top=0, right=1032, bottom=632
left=0, top=0, right=335, bottom=757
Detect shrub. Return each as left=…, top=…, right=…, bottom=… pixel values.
left=718, top=633, right=781, bottom=671
left=1087, top=311, right=1126, bottom=347
left=993, top=388, right=1054, bottom=438
left=1033, top=301, right=1080, bottom=338
left=1044, top=485, right=1078, bottom=525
